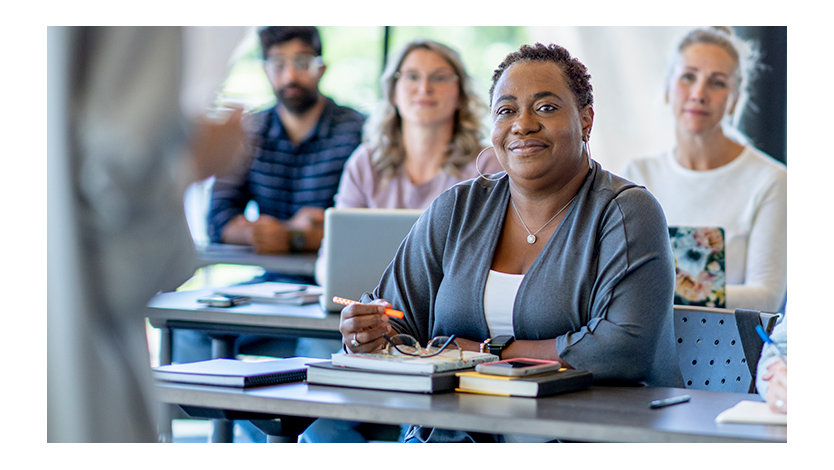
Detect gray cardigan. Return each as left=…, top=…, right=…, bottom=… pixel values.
left=365, top=160, right=682, bottom=387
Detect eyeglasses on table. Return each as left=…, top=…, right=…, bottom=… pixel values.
left=382, top=333, right=462, bottom=360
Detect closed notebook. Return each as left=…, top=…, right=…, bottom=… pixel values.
left=331, top=350, right=498, bottom=375
left=306, top=361, right=459, bottom=394
left=456, top=368, right=593, bottom=398
left=153, top=357, right=326, bottom=388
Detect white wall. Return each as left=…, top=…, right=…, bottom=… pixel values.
left=530, top=26, right=692, bottom=174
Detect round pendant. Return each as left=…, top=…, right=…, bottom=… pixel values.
left=527, top=234, right=537, bottom=244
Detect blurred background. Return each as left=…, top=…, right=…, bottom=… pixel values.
left=185, top=25, right=787, bottom=246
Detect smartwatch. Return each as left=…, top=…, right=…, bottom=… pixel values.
left=288, top=229, right=307, bottom=252
left=487, top=335, right=514, bottom=359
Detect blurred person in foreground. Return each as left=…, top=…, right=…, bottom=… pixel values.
left=304, top=38, right=500, bottom=442
left=335, top=42, right=682, bottom=443
left=48, top=26, right=246, bottom=442
left=622, top=27, right=786, bottom=313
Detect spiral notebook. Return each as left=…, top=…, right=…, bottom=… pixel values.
left=153, top=357, right=326, bottom=388
left=668, top=226, right=726, bottom=308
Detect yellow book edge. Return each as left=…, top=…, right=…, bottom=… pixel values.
left=455, top=387, right=512, bottom=397
left=456, top=370, right=518, bottom=381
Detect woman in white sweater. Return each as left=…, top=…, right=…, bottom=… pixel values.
left=622, top=27, right=786, bottom=313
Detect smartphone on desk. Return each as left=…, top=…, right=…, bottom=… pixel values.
left=475, top=358, right=563, bottom=377
left=196, top=294, right=250, bottom=308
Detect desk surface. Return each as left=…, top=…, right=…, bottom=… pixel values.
left=155, top=380, right=786, bottom=443
left=197, top=243, right=317, bottom=276
left=146, top=288, right=341, bottom=339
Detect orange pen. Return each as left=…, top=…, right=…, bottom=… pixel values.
left=331, top=297, right=405, bottom=319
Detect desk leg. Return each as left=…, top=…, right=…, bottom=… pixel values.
left=211, top=335, right=235, bottom=359
left=210, top=335, right=236, bottom=442
left=212, top=420, right=234, bottom=443
left=251, top=417, right=314, bottom=443
left=158, top=327, right=174, bottom=442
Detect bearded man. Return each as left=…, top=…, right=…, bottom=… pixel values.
left=208, top=26, right=365, bottom=257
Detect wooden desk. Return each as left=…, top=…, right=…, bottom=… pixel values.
left=154, top=380, right=787, bottom=443
left=196, top=243, right=316, bottom=277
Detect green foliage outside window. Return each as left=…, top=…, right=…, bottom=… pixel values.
left=219, top=26, right=530, bottom=118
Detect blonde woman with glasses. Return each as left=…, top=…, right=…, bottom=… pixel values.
left=313, top=39, right=501, bottom=285
left=336, top=38, right=502, bottom=209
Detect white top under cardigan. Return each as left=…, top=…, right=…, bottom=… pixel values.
left=483, top=270, right=524, bottom=337
left=622, top=146, right=787, bottom=312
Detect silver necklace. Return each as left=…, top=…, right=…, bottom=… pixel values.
left=510, top=195, right=576, bottom=244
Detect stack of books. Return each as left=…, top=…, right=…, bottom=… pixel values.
left=455, top=367, right=593, bottom=398
left=306, top=350, right=498, bottom=394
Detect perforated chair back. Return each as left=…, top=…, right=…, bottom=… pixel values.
left=674, top=306, right=780, bottom=393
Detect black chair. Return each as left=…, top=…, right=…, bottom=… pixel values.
left=673, top=305, right=780, bottom=394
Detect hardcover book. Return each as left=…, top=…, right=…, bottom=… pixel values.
left=153, top=357, right=326, bottom=388
left=331, top=350, right=498, bottom=375
left=306, top=361, right=460, bottom=394
left=455, top=368, right=593, bottom=398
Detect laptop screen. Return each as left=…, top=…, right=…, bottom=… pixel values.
left=320, top=208, right=423, bottom=312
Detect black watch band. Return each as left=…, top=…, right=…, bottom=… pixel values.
left=288, top=229, right=307, bottom=253
left=487, top=335, right=514, bottom=359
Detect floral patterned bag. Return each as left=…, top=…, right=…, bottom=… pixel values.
left=668, top=226, right=726, bottom=308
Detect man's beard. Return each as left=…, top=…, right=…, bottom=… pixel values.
left=277, top=83, right=319, bottom=115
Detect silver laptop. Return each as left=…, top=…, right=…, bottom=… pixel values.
left=320, top=208, right=423, bottom=312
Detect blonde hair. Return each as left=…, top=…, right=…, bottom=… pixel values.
left=669, top=26, right=762, bottom=130
left=363, top=39, right=486, bottom=180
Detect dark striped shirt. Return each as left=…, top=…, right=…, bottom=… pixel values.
left=208, top=98, right=365, bottom=242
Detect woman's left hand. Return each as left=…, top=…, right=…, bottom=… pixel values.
left=454, top=338, right=485, bottom=353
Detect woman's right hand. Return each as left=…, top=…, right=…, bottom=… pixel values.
left=762, top=360, right=787, bottom=414
left=340, top=299, right=395, bottom=353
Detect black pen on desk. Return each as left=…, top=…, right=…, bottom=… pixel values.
left=649, top=395, right=691, bottom=409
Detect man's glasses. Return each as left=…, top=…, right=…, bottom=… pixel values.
left=394, top=70, right=459, bottom=88
left=382, top=334, right=462, bottom=360
left=265, top=54, right=324, bottom=75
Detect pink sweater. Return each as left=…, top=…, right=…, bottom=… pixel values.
left=334, top=144, right=504, bottom=209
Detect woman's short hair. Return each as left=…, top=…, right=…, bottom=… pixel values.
left=489, top=43, right=594, bottom=110
left=363, top=39, right=486, bottom=180
left=669, top=26, right=762, bottom=127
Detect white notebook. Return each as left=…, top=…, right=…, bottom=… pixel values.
left=714, top=400, right=787, bottom=425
